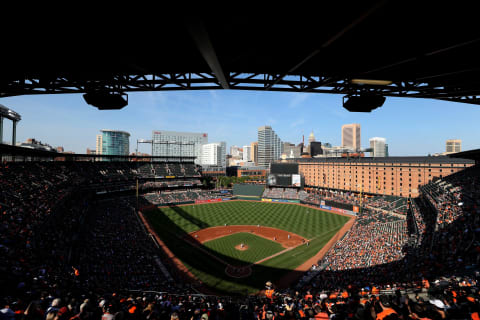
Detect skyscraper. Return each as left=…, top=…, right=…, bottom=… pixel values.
left=200, top=142, right=226, bottom=167
left=251, top=142, right=258, bottom=165
left=445, top=139, right=461, bottom=154
left=96, top=134, right=103, bottom=155
left=243, top=145, right=252, bottom=162
left=152, top=130, right=208, bottom=164
left=342, top=123, right=361, bottom=151
left=101, top=130, right=130, bottom=156
left=258, top=125, right=283, bottom=167
left=369, top=137, right=387, bottom=157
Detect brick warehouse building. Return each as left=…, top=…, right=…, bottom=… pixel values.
left=294, top=156, right=474, bottom=197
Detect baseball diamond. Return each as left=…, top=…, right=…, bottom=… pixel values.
left=143, top=200, right=351, bottom=294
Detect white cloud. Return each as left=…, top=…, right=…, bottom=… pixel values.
left=288, top=94, right=309, bottom=108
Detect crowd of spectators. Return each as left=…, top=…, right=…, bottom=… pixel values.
left=2, top=160, right=480, bottom=319
left=303, top=190, right=407, bottom=215
left=319, top=210, right=408, bottom=272
left=143, top=190, right=233, bottom=205
left=2, top=274, right=480, bottom=320
left=75, top=198, right=177, bottom=292
left=262, top=188, right=308, bottom=201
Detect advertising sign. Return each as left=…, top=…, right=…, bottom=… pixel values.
left=196, top=198, right=222, bottom=204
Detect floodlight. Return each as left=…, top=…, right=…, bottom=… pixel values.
left=343, top=93, right=385, bottom=112
left=351, top=79, right=392, bottom=86
left=83, top=92, right=128, bottom=110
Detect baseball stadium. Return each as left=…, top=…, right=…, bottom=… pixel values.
left=2, top=4, right=480, bottom=320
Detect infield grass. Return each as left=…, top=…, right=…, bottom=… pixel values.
left=203, top=232, right=284, bottom=265
left=144, top=201, right=350, bottom=294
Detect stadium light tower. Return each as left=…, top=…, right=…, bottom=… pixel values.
left=0, top=104, right=21, bottom=146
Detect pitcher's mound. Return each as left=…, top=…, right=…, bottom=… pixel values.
left=235, top=244, right=249, bottom=251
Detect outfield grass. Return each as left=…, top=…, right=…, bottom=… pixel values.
left=203, top=232, right=284, bottom=266
left=144, top=201, right=350, bottom=294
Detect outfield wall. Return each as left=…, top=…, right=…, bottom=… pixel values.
left=261, top=198, right=300, bottom=204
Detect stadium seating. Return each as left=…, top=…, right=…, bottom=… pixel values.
left=1, top=161, right=480, bottom=320
left=143, top=189, right=233, bottom=205
left=262, top=187, right=309, bottom=200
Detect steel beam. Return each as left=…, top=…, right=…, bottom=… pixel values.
left=187, top=21, right=229, bottom=89
left=265, top=0, right=387, bottom=90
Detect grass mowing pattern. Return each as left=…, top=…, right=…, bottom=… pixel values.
left=203, top=232, right=284, bottom=266
left=155, top=201, right=347, bottom=238
left=144, top=201, right=350, bottom=294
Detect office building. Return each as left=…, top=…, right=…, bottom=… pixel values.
left=251, top=142, right=258, bottom=165
left=101, top=130, right=130, bottom=156
left=295, top=156, right=474, bottom=197
left=342, top=123, right=361, bottom=151
left=258, top=125, right=283, bottom=167
left=230, top=145, right=243, bottom=158
left=369, top=137, right=387, bottom=157
left=310, top=141, right=323, bottom=157
left=152, top=130, right=207, bottom=163
left=446, top=139, right=461, bottom=154
left=283, top=142, right=302, bottom=159
left=201, top=142, right=226, bottom=167
left=243, top=145, right=252, bottom=162
left=96, top=134, right=103, bottom=155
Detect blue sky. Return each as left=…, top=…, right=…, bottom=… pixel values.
left=1, top=90, right=479, bottom=155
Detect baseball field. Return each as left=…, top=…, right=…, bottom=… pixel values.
left=142, top=201, right=351, bottom=295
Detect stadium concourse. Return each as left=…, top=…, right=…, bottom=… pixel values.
left=1, top=160, right=480, bottom=319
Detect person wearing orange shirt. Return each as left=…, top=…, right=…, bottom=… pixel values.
left=374, top=296, right=398, bottom=320
left=304, top=291, right=313, bottom=301
left=264, top=281, right=275, bottom=301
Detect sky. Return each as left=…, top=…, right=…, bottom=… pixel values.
left=1, top=90, right=479, bottom=156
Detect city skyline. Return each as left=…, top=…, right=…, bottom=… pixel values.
left=1, top=90, right=479, bottom=156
